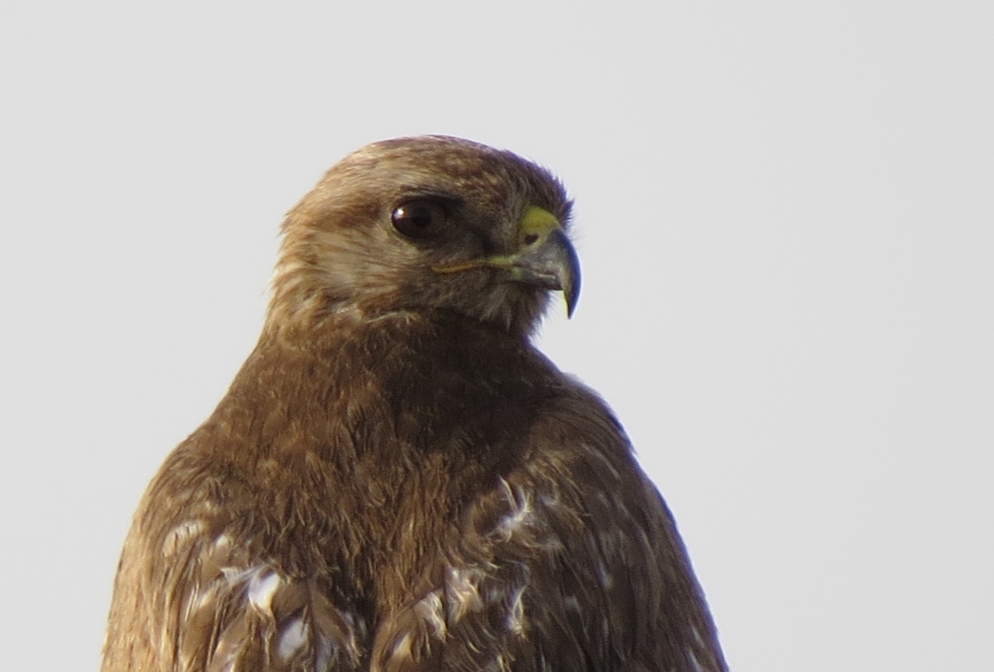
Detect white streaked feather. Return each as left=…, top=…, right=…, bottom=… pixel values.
left=445, top=566, right=485, bottom=622
left=506, top=585, right=527, bottom=636
left=314, top=633, right=335, bottom=672
left=494, top=478, right=534, bottom=539
left=246, top=570, right=281, bottom=614
left=278, top=617, right=310, bottom=661
left=413, top=589, right=447, bottom=639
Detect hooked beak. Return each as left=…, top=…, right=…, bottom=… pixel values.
left=433, top=206, right=581, bottom=317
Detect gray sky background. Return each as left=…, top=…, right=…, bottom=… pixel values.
left=2, top=2, right=991, bottom=670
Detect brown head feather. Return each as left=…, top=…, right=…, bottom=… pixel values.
left=267, top=135, right=572, bottom=336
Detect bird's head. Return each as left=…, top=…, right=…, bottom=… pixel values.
left=266, top=136, right=579, bottom=337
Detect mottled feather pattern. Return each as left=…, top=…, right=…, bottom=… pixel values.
left=102, top=136, right=727, bottom=672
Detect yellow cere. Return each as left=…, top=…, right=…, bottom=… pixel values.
left=517, top=206, right=562, bottom=245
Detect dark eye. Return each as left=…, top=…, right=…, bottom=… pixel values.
left=391, top=200, right=448, bottom=240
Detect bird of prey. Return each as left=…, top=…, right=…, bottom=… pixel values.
left=102, top=136, right=727, bottom=672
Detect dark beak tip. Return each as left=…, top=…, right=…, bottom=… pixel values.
left=560, top=233, right=581, bottom=319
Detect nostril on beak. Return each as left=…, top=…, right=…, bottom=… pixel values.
left=523, top=233, right=539, bottom=246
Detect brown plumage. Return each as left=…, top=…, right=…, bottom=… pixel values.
left=102, top=136, right=727, bottom=672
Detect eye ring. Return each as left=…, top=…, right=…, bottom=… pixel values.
left=391, top=199, right=449, bottom=240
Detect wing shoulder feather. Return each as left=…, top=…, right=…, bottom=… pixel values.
left=465, top=394, right=728, bottom=671
left=102, top=449, right=366, bottom=672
